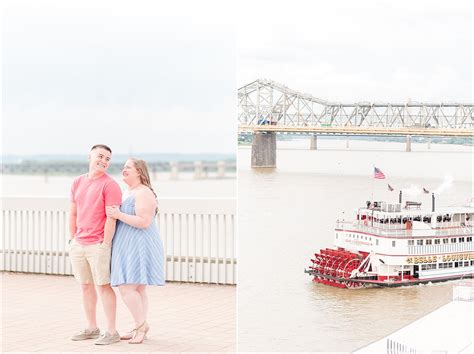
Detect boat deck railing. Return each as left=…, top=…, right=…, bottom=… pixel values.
left=336, top=221, right=472, bottom=238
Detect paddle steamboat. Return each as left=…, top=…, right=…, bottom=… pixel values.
left=306, top=194, right=474, bottom=288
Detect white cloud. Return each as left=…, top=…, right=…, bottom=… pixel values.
left=2, top=0, right=236, bottom=155
left=237, top=0, right=473, bottom=102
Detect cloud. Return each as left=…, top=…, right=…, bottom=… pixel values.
left=2, top=0, right=236, bottom=155
left=237, top=0, right=472, bottom=102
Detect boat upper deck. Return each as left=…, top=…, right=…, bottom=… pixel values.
left=336, top=220, right=472, bottom=238
left=339, top=200, right=474, bottom=238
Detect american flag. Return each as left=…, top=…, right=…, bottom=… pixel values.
left=374, top=166, right=386, bottom=179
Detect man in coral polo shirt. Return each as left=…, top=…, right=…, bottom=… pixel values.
left=69, top=144, right=122, bottom=345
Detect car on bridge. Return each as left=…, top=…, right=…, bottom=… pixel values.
left=257, top=118, right=277, bottom=125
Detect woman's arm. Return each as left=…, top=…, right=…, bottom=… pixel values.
left=106, top=189, right=156, bottom=229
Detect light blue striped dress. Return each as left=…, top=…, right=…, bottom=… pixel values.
left=110, top=195, right=165, bottom=287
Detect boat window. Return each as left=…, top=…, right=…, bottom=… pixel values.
left=426, top=239, right=432, bottom=245
left=434, top=239, right=440, bottom=244
left=443, top=238, right=449, bottom=244
left=421, top=264, right=436, bottom=270
left=439, top=262, right=454, bottom=269
left=465, top=261, right=470, bottom=267
left=336, top=234, right=338, bottom=239
left=376, top=239, right=379, bottom=246
left=451, top=238, right=457, bottom=243
left=392, top=241, right=396, bottom=247
left=417, top=240, right=423, bottom=246
left=468, top=237, right=472, bottom=242
left=459, top=237, right=465, bottom=243
left=408, top=240, right=414, bottom=246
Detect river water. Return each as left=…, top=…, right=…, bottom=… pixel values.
left=238, top=139, right=473, bottom=352
left=1, top=172, right=236, bottom=198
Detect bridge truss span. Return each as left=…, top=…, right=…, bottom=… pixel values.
left=238, top=79, right=474, bottom=131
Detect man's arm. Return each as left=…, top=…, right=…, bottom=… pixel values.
left=106, top=190, right=156, bottom=229
left=69, top=202, right=77, bottom=240
left=103, top=217, right=116, bottom=246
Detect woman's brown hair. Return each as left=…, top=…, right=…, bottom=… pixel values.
left=130, top=158, right=158, bottom=213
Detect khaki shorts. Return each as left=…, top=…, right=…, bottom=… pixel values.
left=69, top=239, right=112, bottom=286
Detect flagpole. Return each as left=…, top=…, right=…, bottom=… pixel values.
left=371, top=165, right=374, bottom=204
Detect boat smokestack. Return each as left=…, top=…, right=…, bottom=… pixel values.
left=432, top=193, right=435, bottom=212
left=399, top=191, right=402, bottom=204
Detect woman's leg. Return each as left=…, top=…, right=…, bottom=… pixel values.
left=136, top=285, right=148, bottom=319
left=118, top=284, right=145, bottom=326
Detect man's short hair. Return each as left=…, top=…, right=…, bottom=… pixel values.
left=91, top=144, right=112, bottom=154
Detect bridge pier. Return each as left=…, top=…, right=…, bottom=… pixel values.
left=309, top=135, right=317, bottom=150
left=406, top=135, right=412, bottom=152
left=251, top=132, right=276, bottom=168
left=217, top=161, right=226, bottom=178
left=194, top=161, right=204, bottom=179
left=170, top=162, right=179, bottom=180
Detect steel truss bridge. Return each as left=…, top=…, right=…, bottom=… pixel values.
left=238, top=79, right=474, bottom=137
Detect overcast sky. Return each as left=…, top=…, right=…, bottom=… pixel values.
left=2, top=0, right=236, bottom=155
left=237, top=0, right=473, bottom=103
left=2, top=0, right=472, bottom=155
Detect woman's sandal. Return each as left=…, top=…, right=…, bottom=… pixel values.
left=120, top=330, right=135, bottom=341
left=120, top=321, right=149, bottom=341
left=129, top=321, right=149, bottom=344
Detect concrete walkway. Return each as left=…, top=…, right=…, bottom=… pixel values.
left=1, top=272, right=235, bottom=352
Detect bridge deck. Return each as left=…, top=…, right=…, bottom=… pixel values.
left=239, top=125, right=474, bottom=137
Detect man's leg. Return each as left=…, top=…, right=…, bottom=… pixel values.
left=90, top=243, right=118, bottom=336
left=70, top=242, right=100, bottom=340
left=81, top=284, right=98, bottom=329
left=96, top=284, right=117, bottom=334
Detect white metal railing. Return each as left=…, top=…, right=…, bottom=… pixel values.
left=0, top=197, right=236, bottom=285
left=337, top=221, right=473, bottom=238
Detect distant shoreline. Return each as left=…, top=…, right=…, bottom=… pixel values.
left=1, top=153, right=236, bottom=164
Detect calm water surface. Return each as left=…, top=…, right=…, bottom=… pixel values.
left=238, top=139, right=472, bottom=352
left=1, top=173, right=236, bottom=198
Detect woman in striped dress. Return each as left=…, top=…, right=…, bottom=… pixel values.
left=106, top=158, right=164, bottom=344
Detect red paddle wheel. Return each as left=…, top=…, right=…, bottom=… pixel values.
left=309, top=248, right=368, bottom=288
